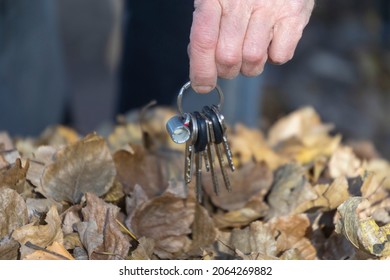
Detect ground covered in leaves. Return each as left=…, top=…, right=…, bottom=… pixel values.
left=1, top=106, right=390, bottom=260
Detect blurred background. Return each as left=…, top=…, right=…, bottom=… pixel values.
left=1, top=0, right=390, bottom=156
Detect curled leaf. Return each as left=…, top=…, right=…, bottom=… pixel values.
left=336, top=197, right=390, bottom=257
left=12, top=205, right=63, bottom=259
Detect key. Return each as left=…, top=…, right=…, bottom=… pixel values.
left=211, top=105, right=235, bottom=172
left=202, top=106, right=232, bottom=191
left=202, top=113, right=220, bottom=195
left=193, top=111, right=210, bottom=202
left=184, top=113, right=198, bottom=184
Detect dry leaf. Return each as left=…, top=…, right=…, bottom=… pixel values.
left=0, top=132, right=20, bottom=169
left=268, top=214, right=317, bottom=259
left=12, top=205, right=63, bottom=258
left=113, top=147, right=166, bottom=197
left=267, top=107, right=340, bottom=164
left=328, top=146, right=362, bottom=178
left=127, top=186, right=195, bottom=259
left=24, top=241, right=75, bottom=260
left=229, top=124, right=286, bottom=169
left=359, top=172, right=390, bottom=224
left=266, top=163, right=317, bottom=219
left=26, top=198, right=63, bottom=222
left=229, top=221, right=278, bottom=258
left=189, top=203, right=217, bottom=254
left=268, top=107, right=334, bottom=146
left=62, top=205, right=83, bottom=235
left=80, top=193, right=130, bottom=260
left=203, top=161, right=273, bottom=211
left=213, top=198, right=268, bottom=229
left=0, top=236, right=19, bottom=260
left=0, top=187, right=28, bottom=239
left=129, top=237, right=156, bottom=260
left=336, top=197, right=390, bottom=257
left=37, top=133, right=116, bottom=204
left=26, top=145, right=56, bottom=188
left=75, top=221, right=104, bottom=258
left=295, top=176, right=350, bottom=213
left=38, top=125, right=79, bottom=147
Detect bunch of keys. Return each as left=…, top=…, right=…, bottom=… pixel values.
left=166, top=81, right=235, bottom=201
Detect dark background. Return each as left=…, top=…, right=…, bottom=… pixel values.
left=1, top=0, right=390, bottom=156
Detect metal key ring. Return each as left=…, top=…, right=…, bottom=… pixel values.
left=177, top=81, right=224, bottom=115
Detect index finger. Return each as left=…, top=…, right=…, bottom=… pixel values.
left=189, top=0, right=222, bottom=93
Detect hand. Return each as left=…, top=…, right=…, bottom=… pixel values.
left=189, top=0, right=315, bottom=93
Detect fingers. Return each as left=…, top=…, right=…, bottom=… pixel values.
left=215, top=1, right=251, bottom=79
left=268, top=17, right=305, bottom=64
left=189, top=0, right=222, bottom=93
left=268, top=0, right=314, bottom=64
left=240, top=9, right=274, bottom=76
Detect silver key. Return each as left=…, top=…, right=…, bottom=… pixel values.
left=184, top=113, right=198, bottom=184
left=202, top=106, right=232, bottom=191
left=203, top=114, right=220, bottom=195
left=193, top=111, right=210, bottom=202
left=211, top=105, right=235, bottom=172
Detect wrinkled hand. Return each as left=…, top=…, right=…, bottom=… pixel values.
left=189, top=0, right=314, bottom=93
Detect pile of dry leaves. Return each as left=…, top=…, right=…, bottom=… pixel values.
left=1, top=106, right=390, bottom=260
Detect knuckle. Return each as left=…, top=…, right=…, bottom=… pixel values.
left=242, top=49, right=264, bottom=65
left=216, top=51, right=241, bottom=68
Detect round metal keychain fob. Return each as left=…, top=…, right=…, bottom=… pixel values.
left=166, top=81, right=224, bottom=144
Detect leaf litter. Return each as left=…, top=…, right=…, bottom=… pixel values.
left=1, top=106, right=390, bottom=260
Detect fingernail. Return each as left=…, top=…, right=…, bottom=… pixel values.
left=193, top=85, right=214, bottom=93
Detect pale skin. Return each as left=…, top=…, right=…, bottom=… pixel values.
left=189, top=0, right=315, bottom=93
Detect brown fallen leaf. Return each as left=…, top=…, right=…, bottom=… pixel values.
left=113, top=147, right=167, bottom=197
left=266, top=163, right=317, bottom=219
left=75, top=221, right=104, bottom=259
left=26, top=198, right=63, bottom=223
left=267, top=107, right=340, bottom=164
left=129, top=236, right=156, bottom=260
left=0, top=187, right=28, bottom=239
left=328, top=146, right=362, bottom=178
left=229, top=221, right=278, bottom=258
left=12, top=205, right=63, bottom=259
left=0, top=158, right=30, bottom=196
left=359, top=172, right=390, bottom=224
left=62, top=205, right=83, bottom=235
left=37, top=133, right=116, bottom=204
left=38, top=125, right=80, bottom=147
left=26, top=145, right=56, bottom=188
left=0, top=132, right=20, bottom=169
left=80, top=193, right=131, bottom=260
left=24, top=241, right=75, bottom=260
left=189, top=203, right=217, bottom=254
left=127, top=185, right=195, bottom=259
left=268, top=214, right=317, bottom=260
left=335, top=197, right=390, bottom=257
left=228, top=124, right=286, bottom=169
left=203, top=161, right=273, bottom=211
left=213, top=198, right=269, bottom=229
left=0, top=236, right=19, bottom=260
left=267, top=106, right=334, bottom=147
left=295, top=176, right=350, bottom=213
